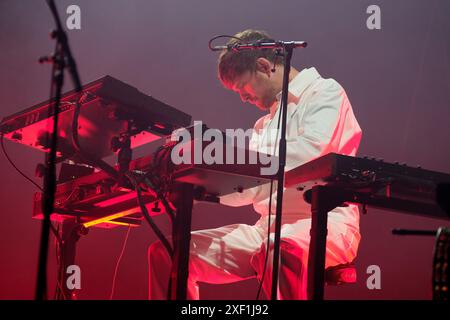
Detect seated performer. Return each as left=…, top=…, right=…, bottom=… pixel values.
left=148, top=29, right=362, bottom=299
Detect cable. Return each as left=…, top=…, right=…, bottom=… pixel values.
left=57, top=187, right=80, bottom=207
left=70, top=95, right=120, bottom=182
left=0, top=134, right=43, bottom=191
left=256, top=179, right=274, bottom=300
left=208, top=35, right=243, bottom=52
left=1, top=133, right=68, bottom=299
left=144, top=142, right=179, bottom=223
left=51, top=222, right=67, bottom=300
left=50, top=222, right=62, bottom=244
left=109, top=224, right=132, bottom=300
left=256, top=101, right=283, bottom=300
left=127, top=172, right=173, bottom=257
left=54, top=237, right=68, bottom=301
left=137, top=184, right=173, bottom=257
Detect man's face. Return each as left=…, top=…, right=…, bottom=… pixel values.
left=230, top=69, right=278, bottom=111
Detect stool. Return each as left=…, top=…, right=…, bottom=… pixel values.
left=325, top=263, right=357, bottom=285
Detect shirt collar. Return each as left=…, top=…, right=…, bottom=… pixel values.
left=270, top=67, right=321, bottom=117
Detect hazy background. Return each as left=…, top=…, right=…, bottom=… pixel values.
left=0, top=0, right=449, bottom=299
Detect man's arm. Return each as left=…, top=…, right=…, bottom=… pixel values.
left=219, top=116, right=266, bottom=207
left=286, top=78, right=361, bottom=170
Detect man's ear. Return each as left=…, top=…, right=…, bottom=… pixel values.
left=255, top=57, right=272, bottom=76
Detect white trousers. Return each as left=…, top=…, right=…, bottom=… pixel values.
left=148, top=213, right=360, bottom=300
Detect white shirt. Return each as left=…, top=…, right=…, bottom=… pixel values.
left=220, top=67, right=362, bottom=228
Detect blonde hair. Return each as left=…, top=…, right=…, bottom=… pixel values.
left=217, top=29, right=283, bottom=88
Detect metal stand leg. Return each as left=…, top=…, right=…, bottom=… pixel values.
left=307, top=185, right=344, bottom=300
left=57, top=219, right=87, bottom=300
left=169, top=183, right=194, bottom=300
left=307, top=186, right=329, bottom=300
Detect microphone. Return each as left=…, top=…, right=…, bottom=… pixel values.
left=210, top=40, right=307, bottom=52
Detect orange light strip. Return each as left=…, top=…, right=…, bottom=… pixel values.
left=82, top=208, right=140, bottom=228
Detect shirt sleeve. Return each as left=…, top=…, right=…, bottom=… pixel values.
left=285, top=78, right=349, bottom=170
left=219, top=116, right=266, bottom=207
left=219, top=184, right=261, bottom=207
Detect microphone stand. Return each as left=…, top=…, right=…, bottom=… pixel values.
left=270, top=44, right=293, bottom=300
left=36, top=0, right=81, bottom=300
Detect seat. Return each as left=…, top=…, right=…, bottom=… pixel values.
left=325, top=262, right=357, bottom=285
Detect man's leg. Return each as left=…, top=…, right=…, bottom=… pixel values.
left=148, top=240, right=200, bottom=299
left=250, top=216, right=360, bottom=300
left=148, top=222, right=267, bottom=300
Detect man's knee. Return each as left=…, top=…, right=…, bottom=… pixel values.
left=260, top=238, right=305, bottom=255
left=251, top=239, right=306, bottom=267
left=280, top=239, right=307, bottom=258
